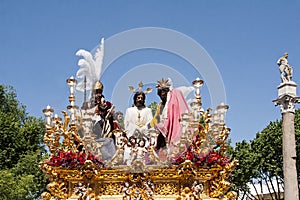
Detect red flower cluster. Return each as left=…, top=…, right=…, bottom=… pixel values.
left=45, top=150, right=104, bottom=169
left=172, top=147, right=230, bottom=167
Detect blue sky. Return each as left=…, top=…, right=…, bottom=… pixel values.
left=1, top=0, right=300, bottom=144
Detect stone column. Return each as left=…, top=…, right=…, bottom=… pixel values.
left=273, top=81, right=299, bottom=200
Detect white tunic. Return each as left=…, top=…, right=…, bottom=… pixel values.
left=124, top=106, right=153, bottom=137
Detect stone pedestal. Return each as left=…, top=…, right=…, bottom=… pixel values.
left=277, top=81, right=297, bottom=97
left=273, top=81, right=300, bottom=200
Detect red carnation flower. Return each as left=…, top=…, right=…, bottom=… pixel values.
left=186, top=151, right=194, bottom=161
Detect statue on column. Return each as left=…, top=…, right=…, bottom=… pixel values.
left=277, top=53, right=293, bottom=83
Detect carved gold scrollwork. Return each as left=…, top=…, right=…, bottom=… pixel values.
left=80, top=160, right=98, bottom=181
left=155, top=183, right=178, bottom=196
left=209, top=160, right=238, bottom=198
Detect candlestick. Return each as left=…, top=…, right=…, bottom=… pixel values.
left=42, top=105, right=54, bottom=125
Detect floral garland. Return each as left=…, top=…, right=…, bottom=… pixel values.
left=172, top=146, right=230, bottom=167
left=45, top=150, right=104, bottom=169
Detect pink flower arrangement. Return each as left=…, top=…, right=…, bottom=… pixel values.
left=45, top=150, right=104, bottom=169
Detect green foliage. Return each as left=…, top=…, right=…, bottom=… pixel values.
left=252, top=121, right=283, bottom=177
left=148, top=101, right=158, bottom=116
left=231, top=109, right=300, bottom=199
left=231, top=141, right=257, bottom=188
left=0, top=85, right=48, bottom=199
left=0, top=152, right=48, bottom=200
left=0, top=170, right=35, bottom=200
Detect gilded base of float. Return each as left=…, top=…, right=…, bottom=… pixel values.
left=41, top=159, right=237, bottom=200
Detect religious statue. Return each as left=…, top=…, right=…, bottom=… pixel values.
left=135, top=138, right=148, bottom=164
left=124, top=81, right=153, bottom=137
left=144, top=179, right=155, bottom=200
left=147, top=129, right=163, bottom=164
left=121, top=181, right=132, bottom=200
left=149, top=78, right=190, bottom=152
left=191, top=180, right=204, bottom=200
left=124, top=136, right=138, bottom=165
left=75, top=39, right=120, bottom=160
left=277, top=52, right=293, bottom=83
left=91, top=81, right=120, bottom=160
left=74, top=182, right=89, bottom=200
left=125, top=132, right=148, bottom=166
left=109, top=130, right=128, bottom=165
left=93, top=93, right=119, bottom=138
left=115, top=111, right=124, bottom=129
left=122, top=82, right=153, bottom=165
